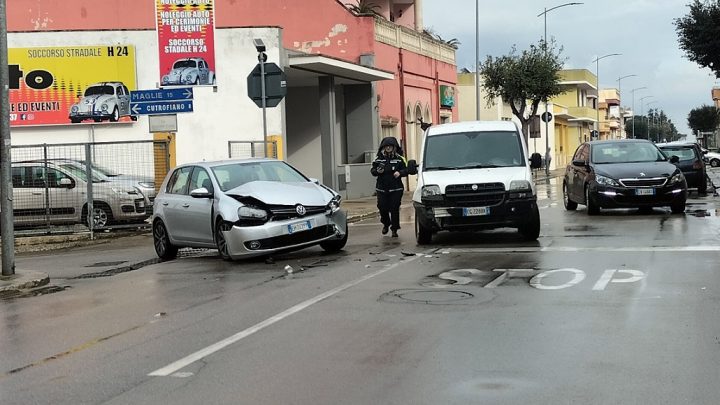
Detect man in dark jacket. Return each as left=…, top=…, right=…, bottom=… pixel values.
left=370, top=137, right=407, bottom=237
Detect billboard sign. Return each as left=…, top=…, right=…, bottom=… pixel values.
left=156, top=0, right=217, bottom=87
left=8, top=45, right=137, bottom=127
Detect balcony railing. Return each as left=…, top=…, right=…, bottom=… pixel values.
left=374, top=16, right=456, bottom=64
left=568, top=106, right=597, bottom=121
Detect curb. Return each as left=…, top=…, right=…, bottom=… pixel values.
left=0, top=270, right=50, bottom=293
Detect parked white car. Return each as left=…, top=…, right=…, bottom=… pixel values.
left=69, top=82, right=135, bottom=123
left=701, top=148, right=720, bottom=167
left=152, top=158, right=348, bottom=261
left=161, top=58, right=216, bottom=86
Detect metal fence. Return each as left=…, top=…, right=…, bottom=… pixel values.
left=9, top=140, right=170, bottom=236
left=228, top=140, right=278, bottom=159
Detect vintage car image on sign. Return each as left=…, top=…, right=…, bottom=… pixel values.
left=161, top=58, right=216, bottom=86
left=69, top=82, right=136, bottom=123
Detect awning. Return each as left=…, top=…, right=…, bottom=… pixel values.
left=287, top=54, right=394, bottom=86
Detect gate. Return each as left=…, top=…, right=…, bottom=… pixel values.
left=228, top=140, right=278, bottom=159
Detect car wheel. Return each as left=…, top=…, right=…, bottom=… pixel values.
left=585, top=185, right=599, bottom=215
left=518, top=203, right=541, bottom=241
left=215, top=220, right=233, bottom=261
left=109, top=107, right=119, bottom=122
left=320, top=223, right=348, bottom=252
left=563, top=182, right=577, bottom=211
left=82, top=202, right=113, bottom=229
left=153, top=220, right=178, bottom=261
left=671, top=202, right=686, bottom=214
left=711, top=159, right=720, bottom=168
left=415, top=215, right=432, bottom=245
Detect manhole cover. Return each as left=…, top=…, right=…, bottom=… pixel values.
left=380, top=289, right=476, bottom=305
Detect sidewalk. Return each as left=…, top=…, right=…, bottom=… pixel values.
left=0, top=169, right=564, bottom=293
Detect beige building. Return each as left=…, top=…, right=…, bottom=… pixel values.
left=599, top=89, right=622, bottom=140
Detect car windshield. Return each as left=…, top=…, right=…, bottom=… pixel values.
left=84, top=85, right=114, bottom=96
left=659, top=147, right=696, bottom=161
left=173, top=60, right=197, bottom=69
left=591, top=142, right=666, bottom=164
left=60, top=165, right=106, bottom=183
left=423, top=130, right=525, bottom=170
left=212, top=161, right=309, bottom=192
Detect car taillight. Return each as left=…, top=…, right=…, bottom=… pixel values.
left=693, top=160, right=703, bottom=169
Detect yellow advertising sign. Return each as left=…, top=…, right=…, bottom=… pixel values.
left=9, top=45, right=137, bottom=126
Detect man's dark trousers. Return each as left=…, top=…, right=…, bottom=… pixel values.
left=377, top=190, right=403, bottom=231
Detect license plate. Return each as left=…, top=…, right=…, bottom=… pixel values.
left=463, top=207, right=490, bottom=216
left=288, top=220, right=312, bottom=234
left=635, top=188, right=655, bottom=196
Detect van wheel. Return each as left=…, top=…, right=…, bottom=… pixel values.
left=518, top=203, right=540, bottom=241
left=153, top=220, right=178, bottom=261
left=82, top=202, right=113, bottom=229
left=563, top=182, right=577, bottom=210
left=415, top=216, right=432, bottom=245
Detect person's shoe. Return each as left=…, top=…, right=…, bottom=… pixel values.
left=381, top=226, right=389, bottom=235
left=391, top=230, right=399, bottom=238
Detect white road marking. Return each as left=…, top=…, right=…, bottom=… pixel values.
left=447, top=246, right=720, bottom=253
left=592, top=269, right=645, bottom=290
left=529, top=268, right=586, bottom=290
left=148, top=250, right=430, bottom=377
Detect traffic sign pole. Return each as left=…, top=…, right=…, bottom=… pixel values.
left=260, top=53, right=268, bottom=147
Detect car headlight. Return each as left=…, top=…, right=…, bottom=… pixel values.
left=421, top=185, right=442, bottom=198
left=327, top=195, right=342, bottom=213
left=101, top=103, right=108, bottom=112
left=138, top=182, right=154, bottom=188
left=238, top=206, right=268, bottom=220
left=669, top=172, right=685, bottom=185
left=71, top=105, right=79, bottom=113
left=509, top=180, right=532, bottom=191
left=508, top=180, right=533, bottom=199
left=595, top=174, right=619, bottom=187
left=182, top=75, right=194, bottom=84
left=161, top=75, right=169, bottom=84
left=111, top=187, right=137, bottom=195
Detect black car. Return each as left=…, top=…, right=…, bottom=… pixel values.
left=563, top=139, right=687, bottom=215
left=656, top=142, right=707, bottom=194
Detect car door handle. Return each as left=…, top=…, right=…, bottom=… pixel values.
left=182, top=204, right=190, bottom=208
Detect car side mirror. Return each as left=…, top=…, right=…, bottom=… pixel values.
left=572, top=159, right=587, bottom=167
left=407, top=159, right=418, bottom=175
left=529, top=153, right=542, bottom=169
left=190, top=187, right=213, bottom=198
left=59, top=178, right=74, bottom=188
left=669, top=155, right=680, bottom=164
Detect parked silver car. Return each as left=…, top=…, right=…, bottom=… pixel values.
left=152, top=159, right=348, bottom=261
left=11, top=161, right=147, bottom=228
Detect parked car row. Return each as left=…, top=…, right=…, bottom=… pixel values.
left=10, top=160, right=150, bottom=228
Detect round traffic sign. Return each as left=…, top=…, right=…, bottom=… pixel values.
left=541, top=112, right=553, bottom=123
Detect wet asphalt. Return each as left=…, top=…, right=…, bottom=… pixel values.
left=1, top=172, right=720, bottom=404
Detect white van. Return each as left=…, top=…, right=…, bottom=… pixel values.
left=407, top=120, right=542, bottom=244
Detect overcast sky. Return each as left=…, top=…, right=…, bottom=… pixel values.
left=423, top=0, right=719, bottom=135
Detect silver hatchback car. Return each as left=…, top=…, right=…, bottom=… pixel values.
left=152, top=158, right=348, bottom=260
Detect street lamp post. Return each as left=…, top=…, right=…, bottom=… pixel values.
left=592, top=53, right=621, bottom=139
left=617, top=74, right=637, bottom=138
left=475, top=0, right=480, bottom=120
left=630, top=86, right=647, bottom=139
left=639, top=95, right=654, bottom=139
left=0, top=0, right=15, bottom=276
left=538, top=2, right=583, bottom=175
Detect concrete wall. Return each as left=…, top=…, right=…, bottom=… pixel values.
left=8, top=27, right=284, bottom=167
left=286, top=86, right=322, bottom=181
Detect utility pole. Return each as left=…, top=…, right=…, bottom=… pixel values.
left=0, top=0, right=16, bottom=276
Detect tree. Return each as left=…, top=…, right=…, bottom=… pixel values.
left=674, top=0, right=720, bottom=78
left=479, top=39, right=565, bottom=144
left=624, top=109, right=679, bottom=142
left=687, top=105, right=720, bottom=133
left=345, top=0, right=380, bottom=16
